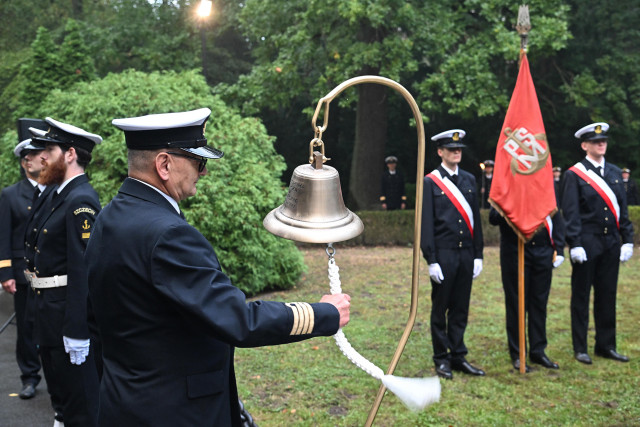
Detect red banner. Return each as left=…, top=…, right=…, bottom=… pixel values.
left=488, top=53, right=557, bottom=240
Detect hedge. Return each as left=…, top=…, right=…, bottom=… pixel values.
left=327, top=206, right=640, bottom=248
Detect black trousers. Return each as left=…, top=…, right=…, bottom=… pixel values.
left=15, top=282, right=41, bottom=386
left=39, top=344, right=99, bottom=426
left=500, top=243, right=553, bottom=360
left=570, top=233, right=620, bottom=353
left=429, top=246, right=474, bottom=365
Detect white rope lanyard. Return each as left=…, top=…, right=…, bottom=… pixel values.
left=325, top=244, right=440, bottom=411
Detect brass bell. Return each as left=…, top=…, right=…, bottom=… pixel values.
left=264, top=152, right=363, bottom=243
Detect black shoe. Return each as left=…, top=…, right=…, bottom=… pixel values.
left=512, top=358, right=530, bottom=372
left=530, top=353, right=559, bottom=369
left=594, top=348, right=630, bottom=362
left=574, top=352, right=592, bottom=364
left=19, top=383, right=36, bottom=399
left=451, top=359, right=485, bottom=376
left=435, top=363, right=453, bottom=380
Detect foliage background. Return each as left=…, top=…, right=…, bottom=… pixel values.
left=1, top=0, right=640, bottom=290
left=0, top=69, right=305, bottom=294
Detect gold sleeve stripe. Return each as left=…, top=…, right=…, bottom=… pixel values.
left=301, top=303, right=312, bottom=334
left=301, top=302, right=315, bottom=334
left=0, top=259, right=12, bottom=268
left=285, top=302, right=316, bottom=335
left=286, top=303, right=302, bottom=335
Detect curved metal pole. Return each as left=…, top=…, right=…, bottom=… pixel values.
left=311, top=76, right=426, bottom=426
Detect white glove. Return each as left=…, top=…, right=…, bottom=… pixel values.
left=63, top=336, right=90, bottom=365
left=570, top=247, right=587, bottom=264
left=620, top=243, right=633, bottom=263
left=429, top=263, right=444, bottom=284
left=473, top=258, right=483, bottom=279
left=553, top=255, right=565, bottom=268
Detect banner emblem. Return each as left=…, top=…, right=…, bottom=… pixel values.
left=503, top=127, right=549, bottom=175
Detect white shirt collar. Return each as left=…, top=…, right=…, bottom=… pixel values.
left=56, top=173, right=84, bottom=194
left=27, top=178, right=47, bottom=194
left=130, top=178, right=180, bottom=214
left=441, top=163, right=458, bottom=176
left=585, top=156, right=605, bottom=171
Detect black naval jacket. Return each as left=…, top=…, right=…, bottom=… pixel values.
left=489, top=207, right=566, bottom=258
left=25, top=174, right=100, bottom=346
left=380, top=169, right=406, bottom=209
left=421, top=165, right=484, bottom=263
left=0, top=178, right=38, bottom=283
left=561, top=159, right=633, bottom=247
left=85, top=178, right=340, bottom=426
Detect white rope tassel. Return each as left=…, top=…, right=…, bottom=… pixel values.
left=327, top=256, right=441, bottom=411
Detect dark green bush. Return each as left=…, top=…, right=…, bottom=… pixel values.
left=0, top=69, right=305, bottom=295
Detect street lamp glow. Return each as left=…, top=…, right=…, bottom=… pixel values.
left=197, top=0, right=212, bottom=18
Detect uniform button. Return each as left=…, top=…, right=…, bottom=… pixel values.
left=37, top=291, right=41, bottom=295
left=28, top=206, right=32, bottom=210
left=34, top=246, right=38, bottom=251
left=458, top=242, right=462, bottom=247
left=33, top=228, right=37, bottom=232
left=460, top=230, right=463, bottom=234
left=532, top=241, right=536, bottom=245
left=43, top=229, right=47, bottom=234
left=604, top=207, right=608, bottom=211
left=458, top=219, right=462, bottom=223
left=605, top=217, right=608, bottom=221
left=441, top=191, right=444, bottom=195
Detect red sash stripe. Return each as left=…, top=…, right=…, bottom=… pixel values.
left=569, top=165, right=620, bottom=229
left=427, top=172, right=474, bottom=238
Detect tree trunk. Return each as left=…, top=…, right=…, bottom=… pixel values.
left=71, top=0, right=83, bottom=18
left=347, top=83, right=388, bottom=210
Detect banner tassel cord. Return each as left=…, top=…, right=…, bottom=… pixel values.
left=325, top=244, right=441, bottom=411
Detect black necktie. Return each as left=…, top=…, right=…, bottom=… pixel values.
left=31, top=187, right=41, bottom=204
left=596, top=166, right=603, bottom=176
left=450, top=174, right=458, bottom=185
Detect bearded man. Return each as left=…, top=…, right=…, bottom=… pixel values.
left=23, top=118, right=102, bottom=427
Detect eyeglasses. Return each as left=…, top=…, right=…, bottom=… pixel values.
left=165, top=152, right=207, bottom=173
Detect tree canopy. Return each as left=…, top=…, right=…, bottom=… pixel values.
left=1, top=0, right=640, bottom=216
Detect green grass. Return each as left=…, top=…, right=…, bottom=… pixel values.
left=236, top=246, right=640, bottom=426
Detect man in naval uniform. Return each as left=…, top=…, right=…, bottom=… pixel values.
left=421, top=129, right=485, bottom=380
left=85, top=108, right=351, bottom=426
left=380, top=155, right=407, bottom=210
left=621, top=168, right=639, bottom=205
left=561, top=122, right=634, bottom=364
left=24, top=118, right=102, bottom=426
left=553, top=166, right=562, bottom=202
left=0, top=136, right=45, bottom=399
left=479, top=159, right=494, bottom=209
left=490, top=206, right=565, bottom=372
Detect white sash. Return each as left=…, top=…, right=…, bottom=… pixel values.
left=572, top=162, right=620, bottom=223
left=430, top=169, right=474, bottom=230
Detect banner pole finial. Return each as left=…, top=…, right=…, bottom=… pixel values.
left=516, top=5, right=531, bottom=53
